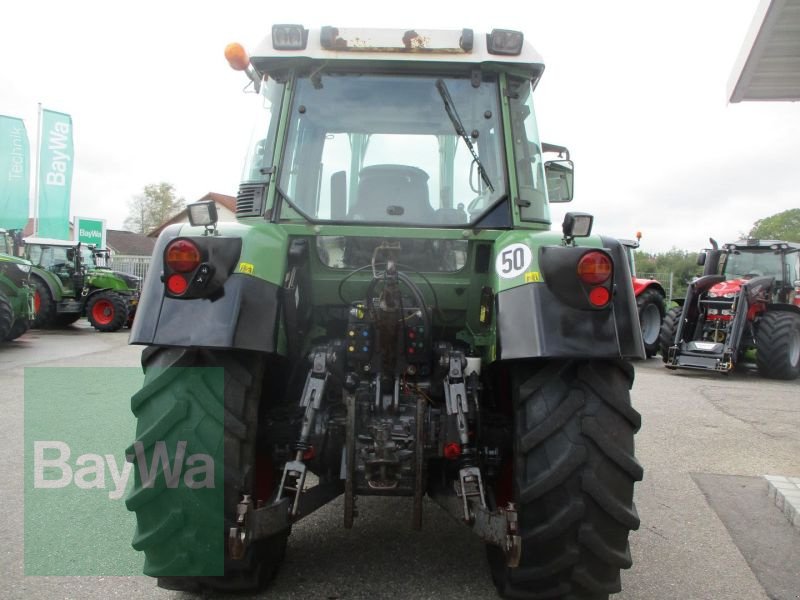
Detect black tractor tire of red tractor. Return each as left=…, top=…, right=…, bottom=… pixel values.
left=0, top=292, right=13, bottom=341
left=755, top=311, right=800, bottom=380
left=86, top=292, right=128, bottom=332
left=488, top=360, right=642, bottom=600
left=659, top=306, right=683, bottom=363
left=31, top=277, right=55, bottom=329
left=127, top=347, right=289, bottom=593
left=636, top=288, right=665, bottom=358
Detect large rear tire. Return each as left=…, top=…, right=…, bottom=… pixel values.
left=755, top=311, right=800, bottom=380
left=488, top=360, right=642, bottom=600
left=127, top=347, right=289, bottom=592
left=636, top=288, right=665, bottom=358
left=659, top=306, right=683, bottom=362
left=31, top=277, right=55, bottom=329
left=86, top=291, right=128, bottom=332
left=0, top=292, right=13, bottom=341
left=5, top=317, right=29, bottom=341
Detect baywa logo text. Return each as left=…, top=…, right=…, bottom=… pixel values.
left=33, top=440, right=215, bottom=500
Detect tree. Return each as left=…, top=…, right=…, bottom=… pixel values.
left=747, top=209, right=800, bottom=243
left=634, top=248, right=703, bottom=300
left=124, top=182, right=185, bottom=234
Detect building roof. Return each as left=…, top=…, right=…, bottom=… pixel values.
left=106, top=229, right=156, bottom=256
left=148, top=192, right=236, bottom=237
left=729, top=0, right=800, bottom=102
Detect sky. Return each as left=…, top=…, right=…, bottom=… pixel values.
left=2, top=0, right=798, bottom=253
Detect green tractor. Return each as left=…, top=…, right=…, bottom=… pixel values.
left=0, top=229, right=34, bottom=342
left=128, top=26, right=645, bottom=600
left=24, top=237, right=141, bottom=331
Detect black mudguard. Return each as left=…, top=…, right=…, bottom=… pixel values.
left=128, top=225, right=280, bottom=353
left=497, top=237, right=645, bottom=360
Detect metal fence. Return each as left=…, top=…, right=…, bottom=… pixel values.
left=639, top=272, right=678, bottom=302
left=109, top=255, right=152, bottom=281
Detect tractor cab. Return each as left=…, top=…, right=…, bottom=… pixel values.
left=23, top=237, right=90, bottom=296
left=716, top=240, right=800, bottom=306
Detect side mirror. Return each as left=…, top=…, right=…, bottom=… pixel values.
left=545, top=159, right=574, bottom=203
left=697, top=252, right=706, bottom=266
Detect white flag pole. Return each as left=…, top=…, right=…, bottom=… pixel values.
left=32, top=103, right=42, bottom=236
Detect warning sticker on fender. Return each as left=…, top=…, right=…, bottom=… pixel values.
left=238, top=262, right=254, bottom=275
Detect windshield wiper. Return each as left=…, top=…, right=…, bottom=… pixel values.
left=435, top=79, right=494, bottom=193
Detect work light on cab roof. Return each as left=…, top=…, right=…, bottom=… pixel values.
left=225, top=25, right=538, bottom=82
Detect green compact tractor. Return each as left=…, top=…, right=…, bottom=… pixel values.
left=0, top=229, right=34, bottom=342
left=660, top=239, right=800, bottom=379
left=24, top=237, right=141, bottom=331
left=128, top=26, right=645, bottom=600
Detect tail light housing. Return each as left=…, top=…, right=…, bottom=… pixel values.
left=539, top=246, right=615, bottom=310
left=165, top=240, right=201, bottom=273
left=160, top=236, right=242, bottom=300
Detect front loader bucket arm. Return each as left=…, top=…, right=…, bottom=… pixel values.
left=673, top=275, right=725, bottom=345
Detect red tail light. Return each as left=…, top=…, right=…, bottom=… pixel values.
left=166, top=273, right=189, bottom=295
left=577, top=251, right=612, bottom=285
left=165, top=240, right=201, bottom=273
left=588, top=286, right=611, bottom=307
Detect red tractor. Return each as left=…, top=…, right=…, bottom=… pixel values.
left=660, top=239, right=800, bottom=379
left=621, top=234, right=666, bottom=357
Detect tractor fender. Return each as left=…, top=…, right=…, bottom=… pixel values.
left=30, top=270, right=61, bottom=301
left=129, top=225, right=281, bottom=353
left=741, top=275, right=774, bottom=305
left=764, top=303, right=800, bottom=317
left=631, top=278, right=665, bottom=298
left=496, top=236, right=644, bottom=360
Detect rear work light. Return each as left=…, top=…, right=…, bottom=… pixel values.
left=165, top=239, right=201, bottom=273
left=487, top=29, right=524, bottom=55
left=272, top=24, right=308, bottom=50
left=577, top=251, right=612, bottom=285
left=188, top=201, right=218, bottom=228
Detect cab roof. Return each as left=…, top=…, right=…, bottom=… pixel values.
left=23, top=236, right=90, bottom=248
left=726, top=239, right=800, bottom=251
left=250, top=26, right=545, bottom=81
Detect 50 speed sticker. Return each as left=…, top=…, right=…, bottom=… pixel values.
left=495, top=243, right=532, bottom=279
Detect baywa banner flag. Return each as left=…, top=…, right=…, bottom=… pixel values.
left=38, top=109, right=73, bottom=240
left=0, top=115, right=30, bottom=230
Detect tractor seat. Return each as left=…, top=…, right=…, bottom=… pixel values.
left=348, top=164, right=434, bottom=223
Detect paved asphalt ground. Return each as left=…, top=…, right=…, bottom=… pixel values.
left=1, top=323, right=798, bottom=600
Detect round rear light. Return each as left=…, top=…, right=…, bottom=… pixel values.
left=166, top=273, right=188, bottom=295
left=165, top=240, right=201, bottom=273
left=577, top=251, right=612, bottom=285
left=589, top=286, right=611, bottom=307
